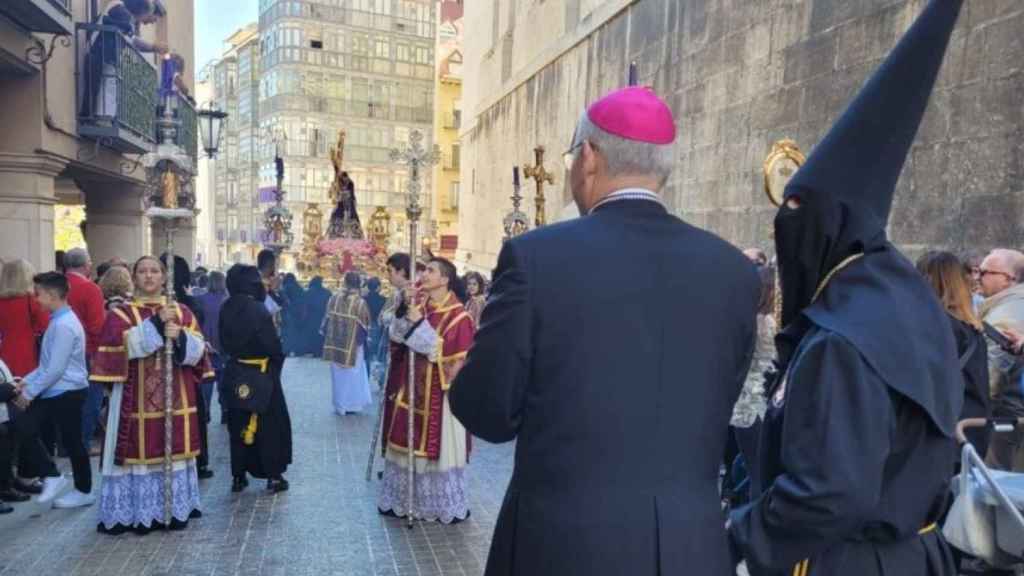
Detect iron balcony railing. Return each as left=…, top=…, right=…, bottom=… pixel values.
left=76, top=23, right=158, bottom=155
left=175, top=96, right=199, bottom=166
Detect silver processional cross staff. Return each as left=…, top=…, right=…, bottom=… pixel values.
left=387, top=130, right=440, bottom=529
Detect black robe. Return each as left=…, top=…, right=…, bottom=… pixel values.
left=219, top=295, right=293, bottom=479
left=731, top=326, right=956, bottom=576
left=951, top=317, right=990, bottom=460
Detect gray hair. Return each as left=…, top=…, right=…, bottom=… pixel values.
left=574, top=113, right=675, bottom=187
left=992, top=249, right=1024, bottom=283
left=64, top=247, right=91, bottom=270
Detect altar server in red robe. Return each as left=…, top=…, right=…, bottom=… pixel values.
left=91, top=255, right=213, bottom=535
left=378, top=257, right=475, bottom=524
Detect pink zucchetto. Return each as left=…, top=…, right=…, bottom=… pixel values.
left=586, top=87, right=676, bottom=145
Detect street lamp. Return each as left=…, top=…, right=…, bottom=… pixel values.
left=197, top=102, right=228, bottom=159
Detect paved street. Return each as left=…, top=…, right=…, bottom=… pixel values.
left=0, top=358, right=514, bottom=576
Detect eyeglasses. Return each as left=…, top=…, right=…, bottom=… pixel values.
left=980, top=269, right=1016, bottom=282
left=562, top=141, right=584, bottom=171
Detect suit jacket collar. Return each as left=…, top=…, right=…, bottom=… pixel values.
left=589, top=188, right=667, bottom=215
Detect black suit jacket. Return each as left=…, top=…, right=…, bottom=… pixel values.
left=450, top=199, right=761, bottom=576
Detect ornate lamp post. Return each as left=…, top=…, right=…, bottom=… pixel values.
left=388, top=130, right=440, bottom=529
left=197, top=102, right=228, bottom=159
left=140, top=55, right=201, bottom=526
left=503, top=166, right=530, bottom=241
left=264, top=138, right=294, bottom=255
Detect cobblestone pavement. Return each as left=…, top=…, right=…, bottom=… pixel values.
left=0, top=357, right=514, bottom=576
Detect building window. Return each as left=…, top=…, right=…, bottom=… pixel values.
left=352, top=33, right=369, bottom=55
left=395, top=43, right=410, bottom=62
left=375, top=38, right=390, bottom=59
left=414, top=46, right=430, bottom=64
left=449, top=181, right=460, bottom=210
left=449, top=144, right=460, bottom=171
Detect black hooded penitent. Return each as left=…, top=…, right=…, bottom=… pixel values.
left=774, top=0, right=964, bottom=437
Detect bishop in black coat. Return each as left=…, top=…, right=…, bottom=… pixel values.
left=450, top=87, right=760, bottom=575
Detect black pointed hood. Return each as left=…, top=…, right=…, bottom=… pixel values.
left=776, top=0, right=965, bottom=326
left=785, top=0, right=963, bottom=231
left=776, top=0, right=965, bottom=438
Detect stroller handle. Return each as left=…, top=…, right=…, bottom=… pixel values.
left=956, top=417, right=1024, bottom=444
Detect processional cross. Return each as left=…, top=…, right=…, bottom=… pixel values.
left=385, top=129, right=440, bottom=530
left=523, top=146, right=554, bottom=228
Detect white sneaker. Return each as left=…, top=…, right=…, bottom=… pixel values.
left=36, top=475, right=68, bottom=504
left=53, top=490, right=96, bottom=509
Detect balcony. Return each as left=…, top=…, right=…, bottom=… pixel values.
left=0, top=0, right=73, bottom=35
left=174, top=96, right=199, bottom=166
left=76, top=23, right=159, bottom=155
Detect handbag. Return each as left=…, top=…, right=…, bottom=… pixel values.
left=223, top=357, right=274, bottom=414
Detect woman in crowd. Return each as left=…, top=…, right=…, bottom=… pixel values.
left=726, top=264, right=777, bottom=506
left=917, top=251, right=991, bottom=460
left=91, top=256, right=212, bottom=535
left=0, top=259, right=50, bottom=498
left=98, top=265, right=133, bottom=311
left=464, top=272, right=487, bottom=327
left=220, top=265, right=292, bottom=493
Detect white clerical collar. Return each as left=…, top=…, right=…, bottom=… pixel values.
left=589, top=188, right=664, bottom=214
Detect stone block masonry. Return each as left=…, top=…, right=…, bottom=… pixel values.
left=460, top=0, right=1024, bottom=271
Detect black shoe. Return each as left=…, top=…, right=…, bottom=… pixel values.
left=267, top=478, right=289, bottom=493
left=197, top=468, right=214, bottom=480
left=0, top=490, right=30, bottom=503
left=12, top=479, right=42, bottom=495
left=0, top=501, right=12, bottom=515
left=231, top=476, right=248, bottom=493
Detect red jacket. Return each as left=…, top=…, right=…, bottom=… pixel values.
left=66, top=271, right=106, bottom=358
left=0, top=294, right=50, bottom=377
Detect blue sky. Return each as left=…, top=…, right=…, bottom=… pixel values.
left=195, top=0, right=260, bottom=73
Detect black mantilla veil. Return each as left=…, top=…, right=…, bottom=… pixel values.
left=773, top=0, right=965, bottom=437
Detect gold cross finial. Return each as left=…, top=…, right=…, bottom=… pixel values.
left=522, top=146, right=555, bottom=227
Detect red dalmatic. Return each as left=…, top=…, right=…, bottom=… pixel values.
left=383, top=293, right=474, bottom=460
left=91, top=299, right=213, bottom=466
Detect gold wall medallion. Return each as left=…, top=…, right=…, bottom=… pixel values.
left=763, top=139, right=807, bottom=207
